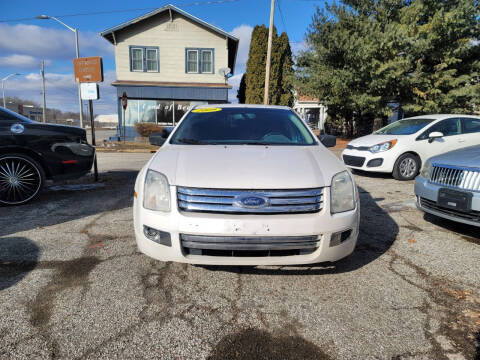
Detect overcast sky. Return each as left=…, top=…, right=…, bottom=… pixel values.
left=0, top=0, right=322, bottom=115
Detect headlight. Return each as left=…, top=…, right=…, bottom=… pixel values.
left=330, top=170, right=356, bottom=214
left=369, top=139, right=397, bottom=153
left=143, top=170, right=171, bottom=212
left=420, top=160, right=432, bottom=178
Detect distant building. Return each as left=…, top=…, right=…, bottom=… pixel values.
left=100, top=4, right=239, bottom=139
left=293, top=95, right=328, bottom=131
left=94, top=114, right=118, bottom=128
left=6, top=103, right=43, bottom=122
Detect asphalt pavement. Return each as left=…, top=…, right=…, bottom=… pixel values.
left=0, top=150, right=479, bottom=359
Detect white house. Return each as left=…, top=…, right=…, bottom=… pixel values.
left=293, top=95, right=328, bottom=131
left=100, top=4, right=239, bottom=138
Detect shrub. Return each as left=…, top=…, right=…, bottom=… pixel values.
left=134, top=122, right=164, bottom=137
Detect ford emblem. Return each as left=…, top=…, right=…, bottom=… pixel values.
left=235, top=194, right=270, bottom=209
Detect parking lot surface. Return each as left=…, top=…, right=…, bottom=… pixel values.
left=1, top=151, right=479, bottom=359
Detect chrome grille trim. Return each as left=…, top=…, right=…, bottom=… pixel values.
left=430, top=164, right=480, bottom=192
left=177, top=187, right=324, bottom=214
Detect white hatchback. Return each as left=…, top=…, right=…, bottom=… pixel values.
left=134, top=104, right=360, bottom=266
left=341, top=115, right=480, bottom=180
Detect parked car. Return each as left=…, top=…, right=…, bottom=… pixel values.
left=134, top=104, right=359, bottom=266
left=0, top=107, right=95, bottom=205
left=415, top=145, right=480, bottom=227
left=341, top=114, right=480, bottom=180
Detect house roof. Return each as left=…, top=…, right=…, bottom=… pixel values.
left=297, top=95, right=319, bottom=102
left=100, top=4, right=239, bottom=73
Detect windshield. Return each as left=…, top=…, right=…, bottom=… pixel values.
left=170, top=107, right=316, bottom=145
left=375, top=118, right=435, bottom=135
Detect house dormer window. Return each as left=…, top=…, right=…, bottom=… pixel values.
left=130, top=46, right=159, bottom=72
left=185, top=48, right=214, bottom=74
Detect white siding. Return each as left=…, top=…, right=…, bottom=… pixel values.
left=114, top=12, right=228, bottom=84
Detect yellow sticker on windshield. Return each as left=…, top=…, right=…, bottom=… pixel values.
left=191, top=107, right=222, bottom=113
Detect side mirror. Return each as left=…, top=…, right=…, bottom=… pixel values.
left=149, top=132, right=166, bottom=146
left=428, top=131, right=443, bottom=143
left=149, top=126, right=174, bottom=146
left=318, top=134, right=336, bottom=148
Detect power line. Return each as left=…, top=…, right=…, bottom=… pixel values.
left=0, top=0, right=239, bottom=23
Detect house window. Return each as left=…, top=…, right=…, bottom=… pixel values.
left=130, top=46, right=159, bottom=72
left=185, top=48, right=214, bottom=74
left=146, top=49, right=158, bottom=72
left=201, top=50, right=213, bottom=73
left=131, top=48, right=144, bottom=71
left=187, top=50, right=198, bottom=73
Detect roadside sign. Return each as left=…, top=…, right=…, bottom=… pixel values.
left=121, top=92, right=128, bottom=110
left=74, top=57, right=103, bottom=83
left=80, top=83, right=99, bottom=100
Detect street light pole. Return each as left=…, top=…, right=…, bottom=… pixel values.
left=2, top=73, right=21, bottom=108
left=36, top=15, right=84, bottom=128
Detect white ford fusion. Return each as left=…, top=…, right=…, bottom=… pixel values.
left=133, top=105, right=360, bottom=266
left=342, top=115, right=480, bottom=180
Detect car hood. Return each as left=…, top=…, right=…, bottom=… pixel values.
left=28, top=122, right=86, bottom=137
left=347, top=134, right=401, bottom=147
left=149, top=145, right=346, bottom=188
left=429, top=145, right=480, bottom=168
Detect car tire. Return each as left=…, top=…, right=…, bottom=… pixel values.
left=392, top=153, right=420, bottom=181
left=0, top=153, right=45, bottom=205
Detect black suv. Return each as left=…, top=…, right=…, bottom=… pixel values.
left=0, top=107, right=94, bottom=205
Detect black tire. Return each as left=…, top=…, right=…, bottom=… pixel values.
left=392, top=153, right=420, bottom=181
left=0, top=153, right=45, bottom=205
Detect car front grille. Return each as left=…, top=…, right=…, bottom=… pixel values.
left=420, top=197, right=480, bottom=223
left=430, top=165, right=480, bottom=192
left=177, top=187, right=323, bottom=214
left=346, top=145, right=370, bottom=151
left=342, top=155, right=366, bottom=167
left=180, top=234, right=320, bottom=257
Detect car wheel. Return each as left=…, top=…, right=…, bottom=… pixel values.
left=0, top=154, right=45, bottom=205
left=392, top=153, right=419, bottom=181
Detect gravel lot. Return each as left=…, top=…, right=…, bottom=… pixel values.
left=1, top=150, right=479, bottom=359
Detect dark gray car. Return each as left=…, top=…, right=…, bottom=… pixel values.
left=415, top=145, right=480, bottom=226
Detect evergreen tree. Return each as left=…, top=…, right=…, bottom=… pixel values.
left=244, top=25, right=295, bottom=105
left=245, top=25, right=269, bottom=104
left=237, top=73, right=247, bottom=103
left=273, top=32, right=294, bottom=106
left=296, top=0, right=480, bottom=134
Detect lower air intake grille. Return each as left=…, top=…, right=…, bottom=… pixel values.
left=420, top=197, right=480, bottom=223
left=180, top=234, right=320, bottom=257
left=343, top=155, right=366, bottom=167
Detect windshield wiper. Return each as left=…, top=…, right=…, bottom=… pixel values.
left=243, top=142, right=274, bottom=145
left=176, top=138, right=208, bottom=144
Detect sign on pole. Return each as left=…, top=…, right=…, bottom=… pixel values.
left=74, top=57, right=104, bottom=83
left=80, top=83, right=99, bottom=100
left=73, top=56, right=104, bottom=182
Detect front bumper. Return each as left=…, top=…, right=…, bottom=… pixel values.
left=134, top=187, right=360, bottom=265
left=341, top=148, right=398, bottom=173
left=415, top=176, right=480, bottom=227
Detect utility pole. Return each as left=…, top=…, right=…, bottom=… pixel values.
left=41, top=60, right=46, bottom=123
left=264, top=0, right=275, bottom=105
left=35, top=15, right=83, bottom=128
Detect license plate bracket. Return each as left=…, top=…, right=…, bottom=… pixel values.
left=437, top=188, right=472, bottom=212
